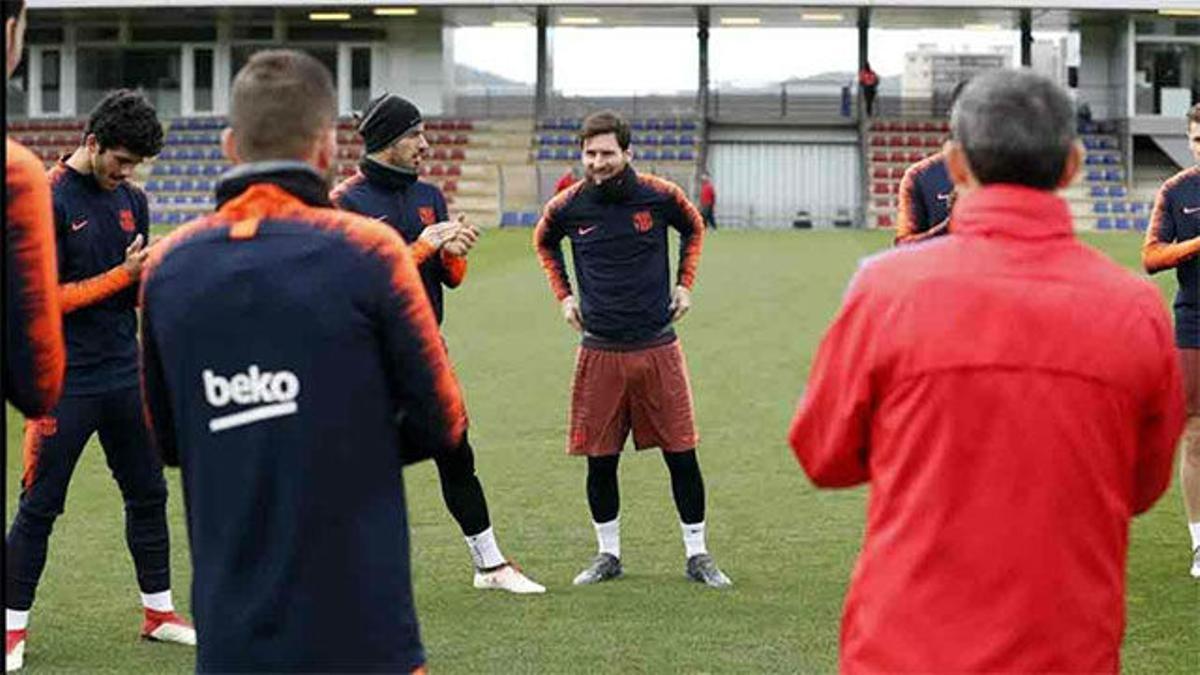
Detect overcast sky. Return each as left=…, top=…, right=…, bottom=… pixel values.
left=453, top=26, right=1054, bottom=95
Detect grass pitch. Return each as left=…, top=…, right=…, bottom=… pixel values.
left=6, top=229, right=1197, bottom=673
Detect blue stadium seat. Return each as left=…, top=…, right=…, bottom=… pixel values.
left=678, top=149, right=695, bottom=161
left=1090, top=186, right=1106, bottom=198
left=556, top=134, right=572, bottom=145
left=146, top=179, right=161, bottom=191
left=202, top=164, right=223, bottom=176
left=1086, top=170, right=1103, bottom=182
left=1104, top=169, right=1122, bottom=182
left=191, top=195, right=209, bottom=205
left=207, top=148, right=223, bottom=160
left=680, top=120, right=697, bottom=131
left=1103, top=155, right=1118, bottom=165
left=500, top=212, right=520, bottom=227
left=661, top=119, right=679, bottom=131
left=632, top=119, right=646, bottom=131
left=553, top=148, right=569, bottom=160
left=1083, top=138, right=1097, bottom=151
left=1107, top=185, right=1126, bottom=198
left=162, top=179, right=178, bottom=191
left=539, top=135, right=554, bottom=145
left=1085, top=155, right=1102, bottom=165
left=185, top=164, right=201, bottom=176
left=659, top=149, right=677, bottom=161
left=641, top=135, right=659, bottom=146
left=537, top=148, right=553, bottom=160
left=1115, top=217, right=1131, bottom=230
left=1093, top=202, right=1109, bottom=214
left=1111, top=201, right=1127, bottom=213
left=1129, top=202, right=1145, bottom=213
left=680, top=134, right=695, bottom=146
left=1096, top=216, right=1113, bottom=230
left=660, top=135, right=678, bottom=146
left=639, top=149, right=659, bottom=161
left=1134, top=217, right=1149, bottom=231
left=520, top=212, right=539, bottom=227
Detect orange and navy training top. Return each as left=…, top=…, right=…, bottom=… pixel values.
left=48, top=157, right=149, bottom=395
left=534, top=166, right=705, bottom=344
left=330, top=158, right=465, bottom=325
left=140, top=162, right=466, bottom=673
left=4, top=137, right=65, bottom=416
left=895, top=152, right=953, bottom=246
left=1143, top=164, right=1200, bottom=348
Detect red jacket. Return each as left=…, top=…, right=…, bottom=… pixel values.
left=789, top=185, right=1184, bottom=673
left=554, top=171, right=578, bottom=195
left=700, top=180, right=715, bottom=208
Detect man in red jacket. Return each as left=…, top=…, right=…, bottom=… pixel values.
left=789, top=69, right=1185, bottom=672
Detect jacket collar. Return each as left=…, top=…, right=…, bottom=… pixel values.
left=584, top=164, right=638, bottom=204
left=215, top=161, right=332, bottom=210
left=951, top=184, right=1074, bottom=240
left=359, top=156, right=418, bottom=192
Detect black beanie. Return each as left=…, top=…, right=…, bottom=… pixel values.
left=357, top=93, right=423, bottom=153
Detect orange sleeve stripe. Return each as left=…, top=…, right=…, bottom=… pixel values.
left=1142, top=168, right=1200, bottom=274
left=441, top=251, right=467, bottom=287
left=533, top=183, right=581, bottom=301
left=411, top=239, right=436, bottom=266
left=640, top=174, right=705, bottom=289
left=336, top=216, right=467, bottom=447
left=7, top=138, right=65, bottom=410
left=329, top=172, right=365, bottom=207
left=894, top=152, right=940, bottom=245
left=22, top=419, right=47, bottom=490
left=59, top=267, right=135, bottom=313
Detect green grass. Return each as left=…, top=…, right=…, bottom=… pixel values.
left=7, top=229, right=1198, bottom=673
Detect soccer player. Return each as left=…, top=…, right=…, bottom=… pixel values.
left=4, top=0, right=64, bottom=421
left=331, top=92, right=543, bottom=594
left=1142, top=102, right=1200, bottom=578
left=790, top=70, right=1183, bottom=671
left=140, top=50, right=466, bottom=672
left=534, top=110, right=731, bottom=588
left=893, top=81, right=968, bottom=246
left=5, top=89, right=194, bottom=672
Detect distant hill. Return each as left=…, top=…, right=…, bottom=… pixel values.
left=455, top=64, right=531, bottom=89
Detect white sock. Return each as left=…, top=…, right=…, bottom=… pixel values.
left=1189, top=522, right=1200, bottom=551
left=594, top=517, right=620, bottom=559
left=141, top=590, right=174, bottom=613
left=465, top=527, right=506, bottom=570
left=682, top=521, right=708, bottom=558
left=6, top=609, right=29, bottom=632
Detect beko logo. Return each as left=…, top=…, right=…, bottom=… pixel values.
left=203, top=365, right=301, bottom=432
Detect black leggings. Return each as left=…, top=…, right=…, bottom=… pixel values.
left=433, top=432, right=491, bottom=537
left=585, top=450, right=705, bottom=525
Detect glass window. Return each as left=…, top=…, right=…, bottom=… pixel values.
left=450, top=24, right=536, bottom=117
left=6, top=56, right=29, bottom=120
left=76, top=48, right=182, bottom=117
left=1135, top=42, right=1200, bottom=116
left=351, top=47, right=371, bottom=112
left=41, top=50, right=60, bottom=113
left=194, top=48, right=214, bottom=113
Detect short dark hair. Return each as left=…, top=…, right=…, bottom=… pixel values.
left=85, top=89, right=164, bottom=158
left=580, top=110, right=631, bottom=150
left=4, top=1, right=25, bottom=21
left=1188, top=103, right=1200, bottom=127
left=230, top=49, right=336, bottom=162
left=951, top=69, right=1075, bottom=191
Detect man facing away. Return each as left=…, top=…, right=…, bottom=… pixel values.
left=140, top=50, right=466, bottom=672
left=331, top=92, right=544, bottom=594
left=534, top=110, right=731, bottom=588
left=790, top=70, right=1184, bottom=672
left=7, top=89, right=194, bottom=673
left=1142, top=102, right=1200, bottom=578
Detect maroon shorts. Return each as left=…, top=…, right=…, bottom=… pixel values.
left=567, top=339, right=698, bottom=456
left=1182, top=348, right=1200, bottom=416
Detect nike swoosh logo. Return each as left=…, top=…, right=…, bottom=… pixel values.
left=70, top=218, right=88, bottom=231
left=577, top=226, right=598, bottom=236
left=1183, top=206, right=1200, bottom=215
left=936, top=192, right=952, bottom=201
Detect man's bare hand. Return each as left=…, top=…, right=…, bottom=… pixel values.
left=443, top=214, right=480, bottom=257
left=123, top=234, right=149, bottom=278
left=669, top=285, right=692, bottom=322
left=418, top=220, right=462, bottom=249
left=561, top=295, right=583, bottom=332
